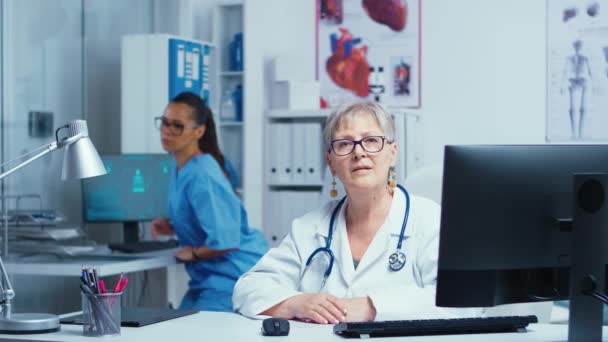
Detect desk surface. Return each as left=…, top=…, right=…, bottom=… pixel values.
left=0, top=312, right=605, bottom=342
left=5, top=247, right=180, bottom=277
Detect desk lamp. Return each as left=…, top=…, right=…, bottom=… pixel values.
left=0, top=120, right=106, bottom=333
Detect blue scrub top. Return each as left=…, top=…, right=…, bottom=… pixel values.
left=168, top=154, right=267, bottom=310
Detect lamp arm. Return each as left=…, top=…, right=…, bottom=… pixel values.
left=0, top=141, right=59, bottom=181
left=0, top=255, right=14, bottom=305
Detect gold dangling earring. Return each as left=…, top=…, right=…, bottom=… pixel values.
left=330, top=176, right=338, bottom=198
left=389, top=167, right=397, bottom=191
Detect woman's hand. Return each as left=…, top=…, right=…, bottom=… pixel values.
left=174, top=246, right=195, bottom=261
left=334, top=297, right=376, bottom=322
left=151, top=218, right=173, bottom=239
left=263, top=293, right=347, bottom=324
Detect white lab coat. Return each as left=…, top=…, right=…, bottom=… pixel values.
left=233, top=189, right=481, bottom=321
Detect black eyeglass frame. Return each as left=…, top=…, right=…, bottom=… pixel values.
left=329, top=136, right=388, bottom=156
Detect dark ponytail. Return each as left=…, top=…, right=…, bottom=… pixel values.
left=170, top=91, right=230, bottom=181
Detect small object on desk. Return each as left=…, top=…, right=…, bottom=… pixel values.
left=108, top=239, right=179, bottom=253
left=61, top=307, right=199, bottom=327
left=261, top=317, right=290, bottom=336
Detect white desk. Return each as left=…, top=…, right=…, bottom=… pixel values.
left=5, top=247, right=180, bottom=276
left=0, top=312, right=606, bottom=342
left=4, top=247, right=186, bottom=311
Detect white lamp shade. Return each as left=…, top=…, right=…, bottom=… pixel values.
left=61, top=137, right=107, bottom=180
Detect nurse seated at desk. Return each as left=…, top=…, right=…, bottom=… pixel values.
left=151, top=91, right=268, bottom=312
left=233, top=102, right=480, bottom=323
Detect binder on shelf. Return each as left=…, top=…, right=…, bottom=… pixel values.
left=391, top=111, right=423, bottom=181
left=303, top=123, right=323, bottom=184
left=268, top=123, right=293, bottom=184
left=392, top=112, right=408, bottom=184
left=266, top=123, right=279, bottom=184
left=280, top=123, right=294, bottom=184
left=264, top=191, right=287, bottom=246
left=291, top=124, right=307, bottom=184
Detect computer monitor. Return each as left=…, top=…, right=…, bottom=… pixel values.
left=82, top=154, right=173, bottom=242
left=436, top=145, right=608, bottom=341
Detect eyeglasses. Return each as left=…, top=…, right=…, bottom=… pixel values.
left=330, top=136, right=387, bottom=156
left=154, top=116, right=199, bottom=136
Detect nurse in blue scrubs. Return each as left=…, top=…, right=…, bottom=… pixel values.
left=151, top=91, right=268, bottom=312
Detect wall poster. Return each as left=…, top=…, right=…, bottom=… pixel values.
left=317, top=0, right=421, bottom=108
left=547, top=0, right=608, bottom=141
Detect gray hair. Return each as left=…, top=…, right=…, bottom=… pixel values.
left=323, top=101, right=396, bottom=151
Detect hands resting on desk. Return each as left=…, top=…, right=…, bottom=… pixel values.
left=151, top=218, right=236, bottom=262
left=261, top=293, right=376, bottom=325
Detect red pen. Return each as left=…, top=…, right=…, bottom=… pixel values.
left=116, top=277, right=129, bottom=293
left=98, top=279, right=107, bottom=294
left=113, top=273, right=124, bottom=293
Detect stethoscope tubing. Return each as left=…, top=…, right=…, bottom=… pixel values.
left=304, top=184, right=410, bottom=282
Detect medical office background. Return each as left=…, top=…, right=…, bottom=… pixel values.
left=0, top=0, right=556, bottom=315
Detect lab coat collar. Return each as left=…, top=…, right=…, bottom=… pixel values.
left=313, top=198, right=355, bottom=283
left=314, top=200, right=340, bottom=238
left=312, top=188, right=413, bottom=283
left=314, top=189, right=413, bottom=239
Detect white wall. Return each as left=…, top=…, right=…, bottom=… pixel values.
left=419, top=0, right=547, bottom=165
left=247, top=0, right=548, bottom=180
left=244, top=0, right=316, bottom=228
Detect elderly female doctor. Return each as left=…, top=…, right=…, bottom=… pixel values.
left=233, top=102, right=473, bottom=323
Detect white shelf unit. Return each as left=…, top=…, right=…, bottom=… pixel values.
left=263, top=109, right=330, bottom=246
left=213, top=1, right=245, bottom=190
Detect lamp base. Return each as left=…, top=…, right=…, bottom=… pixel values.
left=0, top=313, right=60, bottom=334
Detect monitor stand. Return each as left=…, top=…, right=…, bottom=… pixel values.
left=568, top=173, right=607, bottom=342
left=123, top=221, right=140, bottom=243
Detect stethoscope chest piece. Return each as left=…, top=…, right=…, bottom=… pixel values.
left=388, top=250, right=406, bottom=271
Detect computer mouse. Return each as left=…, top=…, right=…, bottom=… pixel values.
left=261, top=317, right=290, bottom=336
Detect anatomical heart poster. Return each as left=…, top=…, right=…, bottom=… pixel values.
left=546, top=0, right=608, bottom=141
left=318, top=0, right=420, bottom=108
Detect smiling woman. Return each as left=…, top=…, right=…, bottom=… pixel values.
left=233, top=102, right=478, bottom=323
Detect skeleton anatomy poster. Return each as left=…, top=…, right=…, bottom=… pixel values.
left=317, top=0, right=420, bottom=108
left=547, top=0, right=608, bottom=141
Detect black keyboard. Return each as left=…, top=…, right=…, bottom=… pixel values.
left=108, top=240, right=179, bottom=253
left=333, top=315, right=538, bottom=338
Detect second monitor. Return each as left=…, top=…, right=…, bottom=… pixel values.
left=82, top=154, right=173, bottom=242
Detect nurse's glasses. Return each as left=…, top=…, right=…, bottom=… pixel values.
left=330, top=136, right=387, bottom=156
left=155, top=116, right=199, bottom=136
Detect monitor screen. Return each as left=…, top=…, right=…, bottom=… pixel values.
left=436, top=144, right=608, bottom=308
left=82, top=154, right=173, bottom=222
left=435, top=145, right=608, bottom=339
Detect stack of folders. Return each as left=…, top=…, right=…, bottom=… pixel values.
left=265, top=190, right=322, bottom=246
left=267, top=123, right=323, bottom=186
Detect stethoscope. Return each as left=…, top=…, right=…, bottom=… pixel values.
left=303, top=184, right=410, bottom=290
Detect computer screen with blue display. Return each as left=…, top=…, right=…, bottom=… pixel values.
left=437, top=144, right=608, bottom=340
left=82, top=154, right=173, bottom=241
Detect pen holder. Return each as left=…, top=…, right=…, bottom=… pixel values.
left=81, top=292, right=122, bottom=337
